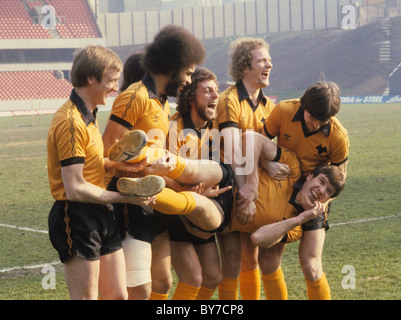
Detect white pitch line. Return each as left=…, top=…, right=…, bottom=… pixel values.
left=0, top=214, right=400, bottom=274
left=330, top=213, right=401, bottom=227
left=0, top=223, right=48, bottom=234
left=0, top=261, right=60, bottom=273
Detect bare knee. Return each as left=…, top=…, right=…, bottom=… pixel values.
left=300, top=258, right=323, bottom=281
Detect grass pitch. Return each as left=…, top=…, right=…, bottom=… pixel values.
left=0, top=103, right=400, bottom=300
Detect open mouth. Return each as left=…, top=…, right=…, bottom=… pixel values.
left=262, top=71, right=270, bottom=79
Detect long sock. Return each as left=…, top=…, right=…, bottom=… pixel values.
left=262, top=267, right=288, bottom=300
left=149, top=291, right=169, bottom=300
left=239, top=269, right=261, bottom=300
left=196, top=286, right=215, bottom=300
left=218, top=277, right=239, bottom=300
left=151, top=188, right=196, bottom=215
left=306, top=273, right=331, bottom=300
left=172, top=282, right=200, bottom=300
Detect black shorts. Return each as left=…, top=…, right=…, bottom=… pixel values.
left=302, top=202, right=331, bottom=232
left=48, top=200, right=122, bottom=263
left=108, top=176, right=167, bottom=243
left=158, top=163, right=235, bottom=245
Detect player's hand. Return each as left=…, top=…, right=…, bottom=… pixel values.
left=139, top=156, right=176, bottom=176
left=236, top=200, right=256, bottom=225
left=201, top=185, right=232, bottom=198
left=127, top=194, right=157, bottom=207
left=299, top=201, right=326, bottom=223
left=237, top=183, right=258, bottom=209
left=262, top=161, right=290, bottom=180
left=106, top=157, right=149, bottom=173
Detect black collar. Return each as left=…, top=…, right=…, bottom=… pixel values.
left=182, top=113, right=213, bottom=139
left=292, top=106, right=331, bottom=137
left=142, top=73, right=167, bottom=105
left=70, top=89, right=97, bottom=127
left=288, top=178, right=305, bottom=213
left=236, top=81, right=267, bottom=112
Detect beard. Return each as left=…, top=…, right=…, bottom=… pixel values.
left=194, top=101, right=216, bottom=122
left=165, top=73, right=184, bottom=97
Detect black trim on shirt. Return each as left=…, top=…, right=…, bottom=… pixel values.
left=263, top=123, right=275, bottom=139
left=331, top=157, right=348, bottom=166
left=236, top=81, right=267, bottom=113
left=219, top=121, right=239, bottom=131
left=142, top=73, right=167, bottom=106
left=61, top=157, right=85, bottom=167
left=292, top=106, right=331, bottom=138
left=288, top=179, right=305, bottom=213
left=181, top=113, right=213, bottom=139
left=272, top=146, right=282, bottom=162
left=109, top=114, right=133, bottom=130
left=69, top=89, right=97, bottom=127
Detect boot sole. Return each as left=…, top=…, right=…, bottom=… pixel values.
left=117, top=175, right=165, bottom=197
left=108, top=130, right=147, bottom=162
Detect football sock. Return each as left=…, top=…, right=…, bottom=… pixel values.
left=152, top=188, right=196, bottom=215
left=239, top=269, right=261, bottom=300
left=262, top=267, right=288, bottom=300
left=172, top=282, right=200, bottom=300
left=196, top=286, right=215, bottom=300
left=149, top=291, right=169, bottom=300
left=306, top=273, right=331, bottom=300
left=218, top=277, right=239, bottom=300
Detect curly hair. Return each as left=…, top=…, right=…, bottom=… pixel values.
left=300, top=81, right=341, bottom=121
left=228, top=37, right=270, bottom=83
left=176, top=67, right=217, bottom=116
left=141, top=25, right=206, bottom=76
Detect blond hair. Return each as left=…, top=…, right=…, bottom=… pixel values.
left=71, top=45, right=122, bottom=88
left=229, top=37, right=270, bottom=82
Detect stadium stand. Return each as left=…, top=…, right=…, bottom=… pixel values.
left=0, top=0, right=103, bottom=104
left=47, top=0, right=101, bottom=38
left=0, top=0, right=51, bottom=39
left=0, top=71, right=72, bottom=101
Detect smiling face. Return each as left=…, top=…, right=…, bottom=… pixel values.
left=297, top=173, right=336, bottom=210
left=243, top=47, right=273, bottom=89
left=88, top=69, right=120, bottom=106
left=192, top=79, right=219, bottom=122
left=165, top=64, right=196, bottom=97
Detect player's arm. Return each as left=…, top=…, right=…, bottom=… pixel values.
left=61, top=163, right=155, bottom=206
left=236, top=131, right=280, bottom=204
left=250, top=201, right=325, bottom=248
left=260, top=112, right=290, bottom=180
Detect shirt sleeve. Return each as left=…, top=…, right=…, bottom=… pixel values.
left=110, top=86, right=146, bottom=129
left=216, top=89, right=241, bottom=130
left=54, top=115, right=87, bottom=166
left=264, top=103, right=280, bottom=139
